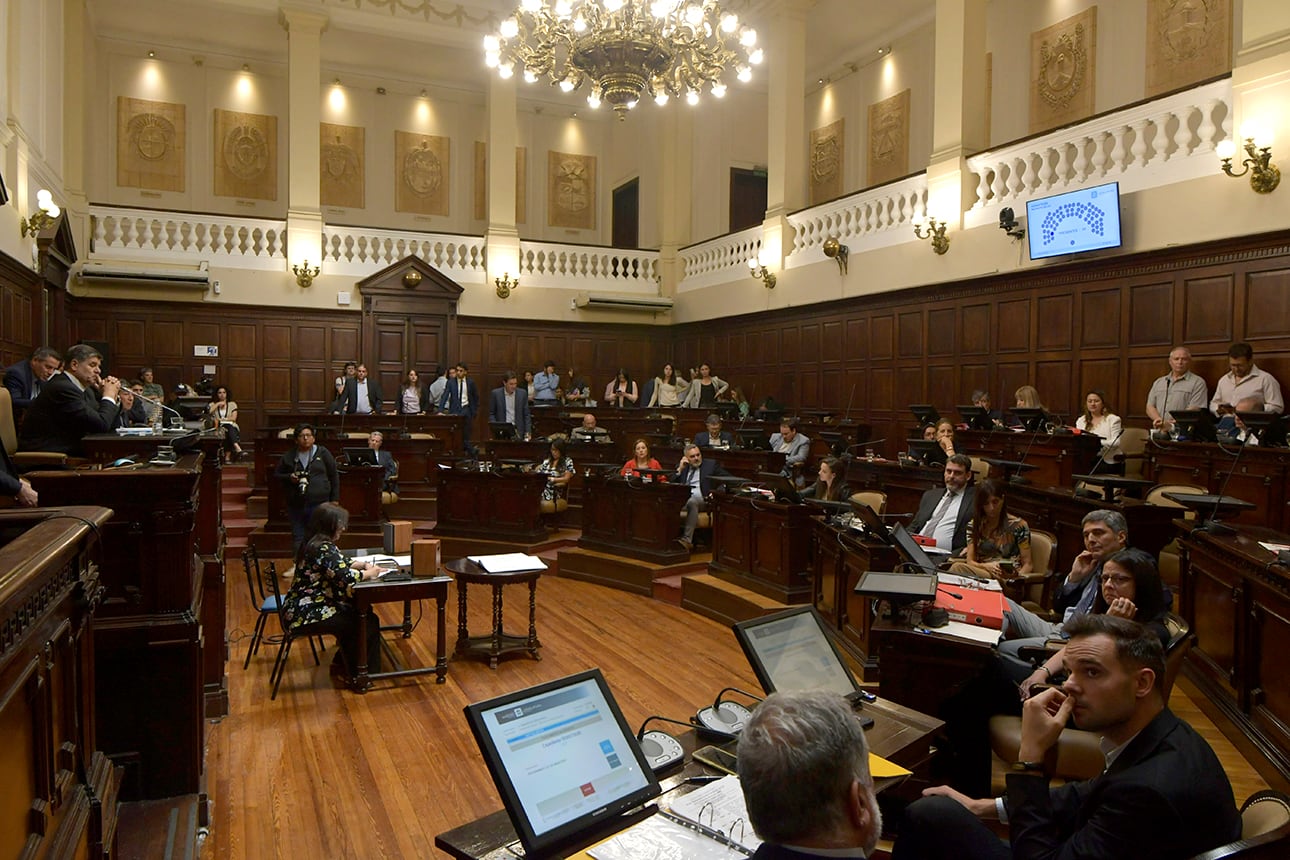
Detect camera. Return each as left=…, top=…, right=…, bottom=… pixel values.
left=294, top=470, right=310, bottom=494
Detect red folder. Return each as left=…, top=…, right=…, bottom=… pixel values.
left=934, top=585, right=1007, bottom=629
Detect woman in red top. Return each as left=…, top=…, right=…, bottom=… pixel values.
left=620, top=438, right=665, bottom=479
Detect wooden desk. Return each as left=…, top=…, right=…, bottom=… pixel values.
left=80, top=428, right=202, bottom=462
left=433, top=469, right=547, bottom=542
left=255, top=461, right=388, bottom=554
left=871, top=620, right=998, bottom=718
left=1147, top=440, right=1290, bottom=532
left=434, top=698, right=940, bottom=860
left=652, top=446, right=787, bottom=481
left=26, top=456, right=208, bottom=802
left=0, top=506, right=118, bottom=860
left=263, top=411, right=465, bottom=454
left=486, top=439, right=618, bottom=503
left=578, top=473, right=693, bottom=564
left=811, top=519, right=903, bottom=678
left=351, top=575, right=451, bottom=691
left=1178, top=524, right=1290, bottom=783
left=709, top=492, right=814, bottom=602
left=252, top=431, right=446, bottom=497
left=955, top=428, right=1100, bottom=489
left=444, top=558, right=542, bottom=668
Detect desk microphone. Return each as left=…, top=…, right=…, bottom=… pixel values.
left=635, top=716, right=693, bottom=773
left=137, top=394, right=187, bottom=429
left=693, top=687, right=763, bottom=740
left=937, top=586, right=964, bottom=600
left=1195, top=429, right=1251, bottom=536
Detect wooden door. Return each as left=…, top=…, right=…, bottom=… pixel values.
left=371, top=314, right=447, bottom=398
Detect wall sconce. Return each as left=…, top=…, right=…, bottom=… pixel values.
left=1217, top=131, right=1280, bottom=194
left=495, top=273, right=518, bottom=298
left=747, top=257, right=776, bottom=289
left=21, top=189, right=60, bottom=237
left=292, top=260, right=320, bottom=287
left=822, top=237, right=849, bottom=275
left=912, top=215, right=950, bottom=255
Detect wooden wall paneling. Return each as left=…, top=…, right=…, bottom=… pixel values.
left=960, top=364, right=990, bottom=403
left=997, top=299, right=1031, bottom=352
left=262, top=325, right=291, bottom=362
left=760, top=329, right=780, bottom=364
left=457, top=332, right=484, bottom=367
left=328, top=325, right=359, bottom=365
left=227, top=324, right=257, bottom=360
left=1036, top=293, right=1074, bottom=351
left=570, top=337, right=595, bottom=374
left=844, top=318, right=867, bottom=362
left=1126, top=356, right=1166, bottom=421
left=1035, top=360, right=1075, bottom=419
left=996, top=362, right=1032, bottom=411
left=595, top=338, right=619, bottom=374
left=1182, top=272, right=1234, bottom=344
left=801, top=323, right=821, bottom=367
left=871, top=315, right=894, bottom=360
left=821, top=321, right=842, bottom=363
left=262, top=366, right=293, bottom=406
left=927, top=308, right=955, bottom=357
left=822, top=369, right=847, bottom=410
left=897, top=311, right=923, bottom=358
left=515, top=335, right=540, bottom=370
left=1243, top=266, right=1290, bottom=343
left=298, top=326, right=327, bottom=363
left=799, top=369, right=820, bottom=408
left=895, top=367, right=923, bottom=410
left=869, top=368, right=895, bottom=413
left=960, top=304, right=991, bottom=356
left=781, top=326, right=801, bottom=364
left=486, top=333, right=513, bottom=371
left=114, top=320, right=147, bottom=360
left=1079, top=287, right=1121, bottom=349
left=152, top=321, right=184, bottom=359
left=927, top=364, right=957, bottom=408
left=1077, top=358, right=1122, bottom=414
left=226, top=366, right=259, bottom=405
left=1128, top=280, right=1175, bottom=346
left=727, top=332, right=746, bottom=370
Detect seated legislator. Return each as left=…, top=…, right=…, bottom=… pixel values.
left=3, top=346, right=61, bottom=416
left=695, top=412, right=735, bottom=448
left=1009, top=385, right=1045, bottom=428
left=19, top=343, right=121, bottom=457
left=738, top=691, right=883, bottom=859
left=603, top=368, right=639, bottom=408
left=646, top=363, right=690, bottom=407
left=949, top=479, right=1032, bottom=582
left=1232, top=396, right=1266, bottom=445
left=571, top=412, right=611, bottom=443
left=800, top=455, right=850, bottom=501
left=682, top=363, right=730, bottom=408
left=1145, top=346, right=1208, bottom=435
left=769, top=417, right=811, bottom=475
left=395, top=369, right=430, bottom=415
left=925, top=418, right=957, bottom=466
left=208, top=384, right=245, bottom=461
left=1074, top=389, right=1122, bottom=472
left=367, top=430, right=398, bottom=494
left=1, top=442, right=38, bottom=506
left=620, top=438, right=665, bottom=478
left=675, top=443, right=730, bottom=551
left=281, top=503, right=384, bottom=679
left=1211, top=340, right=1284, bottom=416
left=333, top=363, right=383, bottom=415
left=727, top=385, right=751, bottom=418
left=535, top=438, right=574, bottom=503
left=112, top=386, right=148, bottom=430
left=893, top=615, right=1240, bottom=860
left=909, top=454, right=976, bottom=554
left=971, top=389, right=1005, bottom=426
left=126, top=380, right=154, bottom=426
left=274, top=423, right=340, bottom=557
left=488, top=371, right=532, bottom=440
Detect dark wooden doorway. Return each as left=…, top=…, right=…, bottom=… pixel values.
left=729, top=168, right=768, bottom=233
left=612, top=178, right=639, bottom=249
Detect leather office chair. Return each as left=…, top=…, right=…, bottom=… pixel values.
left=0, top=388, right=70, bottom=470
left=849, top=491, right=887, bottom=515
left=988, top=612, right=1192, bottom=781
left=1146, top=483, right=1206, bottom=588
left=1116, top=427, right=1150, bottom=478
left=1001, top=528, right=1057, bottom=609
left=1190, top=790, right=1290, bottom=859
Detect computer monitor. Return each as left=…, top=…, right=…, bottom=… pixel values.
left=890, top=522, right=942, bottom=573
left=849, top=498, right=891, bottom=542
left=343, top=447, right=378, bottom=465
left=756, top=471, right=801, bottom=503
left=1236, top=411, right=1287, bottom=447
left=732, top=606, right=861, bottom=697
left=737, top=430, right=771, bottom=450
left=463, top=669, right=662, bottom=857
left=957, top=404, right=993, bottom=431
left=1010, top=407, right=1048, bottom=433
left=489, top=421, right=517, bottom=441
left=1171, top=409, right=1217, bottom=442
left=852, top=569, right=939, bottom=601
left=906, top=439, right=943, bottom=465
left=909, top=404, right=940, bottom=427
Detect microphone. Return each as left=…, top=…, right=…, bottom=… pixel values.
left=634, top=715, right=694, bottom=773
left=842, top=383, right=856, bottom=426
left=937, top=586, right=964, bottom=600
left=137, top=394, right=187, bottom=430
left=1196, top=430, right=1251, bottom=535
left=693, top=687, right=763, bottom=740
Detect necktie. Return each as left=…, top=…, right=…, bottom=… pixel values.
left=459, top=379, right=466, bottom=407
left=921, top=490, right=955, bottom=537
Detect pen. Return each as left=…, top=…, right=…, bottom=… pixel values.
left=685, top=775, right=724, bottom=785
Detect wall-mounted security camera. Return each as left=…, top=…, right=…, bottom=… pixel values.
left=998, top=207, right=1025, bottom=240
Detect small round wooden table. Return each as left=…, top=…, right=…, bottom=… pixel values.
left=444, top=558, right=543, bottom=668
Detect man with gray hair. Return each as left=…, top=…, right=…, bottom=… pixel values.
left=1145, top=346, right=1207, bottom=433
left=738, top=690, right=883, bottom=858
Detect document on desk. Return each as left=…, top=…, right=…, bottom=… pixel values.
left=931, top=619, right=1003, bottom=645
left=466, top=553, right=548, bottom=573
left=937, top=572, right=1003, bottom=591
left=584, top=812, right=746, bottom=860
left=665, top=775, right=761, bottom=853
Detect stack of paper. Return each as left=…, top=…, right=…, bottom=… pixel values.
left=467, top=553, right=548, bottom=573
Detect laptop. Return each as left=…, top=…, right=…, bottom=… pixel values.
left=756, top=471, right=801, bottom=503
left=890, top=522, right=948, bottom=572
left=463, top=669, right=662, bottom=857
left=343, top=447, right=378, bottom=465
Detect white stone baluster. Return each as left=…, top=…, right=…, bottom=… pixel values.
left=1172, top=106, right=1194, bottom=159
left=1130, top=119, right=1151, bottom=168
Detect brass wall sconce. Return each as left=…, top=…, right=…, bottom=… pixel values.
left=495, top=273, right=518, bottom=299
left=292, top=260, right=320, bottom=287
left=913, top=216, right=950, bottom=255
left=747, top=258, right=777, bottom=289
left=822, top=237, right=849, bottom=275
left=1217, top=134, right=1280, bottom=194
left=21, top=189, right=60, bottom=237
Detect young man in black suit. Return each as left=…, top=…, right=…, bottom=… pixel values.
left=674, top=443, right=729, bottom=551
left=334, top=363, right=383, bottom=414
left=440, top=362, right=480, bottom=452
left=893, top=614, right=1241, bottom=860
left=909, top=453, right=976, bottom=553
left=19, top=343, right=121, bottom=456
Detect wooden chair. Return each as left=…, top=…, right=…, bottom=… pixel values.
left=988, top=612, right=1192, bottom=781
left=849, top=491, right=887, bottom=515
left=1145, top=483, right=1206, bottom=587
left=1001, top=528, right=1057, bottom=609
left=1117, top=427, right=1151, bottom=478
left=1190, top=790, right=1290, bottom=859
left=0, top=388, right=71, bottom=470
left=968, top=456, right=991, bottom=485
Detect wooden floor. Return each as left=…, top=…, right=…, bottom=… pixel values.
left=202, top=559, right=1273, bottom=859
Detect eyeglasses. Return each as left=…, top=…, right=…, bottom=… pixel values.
left=1103, top=574, right=1133, bottom=586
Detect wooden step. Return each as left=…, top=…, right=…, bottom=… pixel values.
left=556, top=547, right=709, bottom=596
left=116, top=793, right=202, bottom=859
left=680, top=573, right=790, bottom=627
left=653, top=573, right=685, bottom=606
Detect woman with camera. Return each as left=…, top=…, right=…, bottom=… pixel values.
left=274, top=423, right=339, bottom=557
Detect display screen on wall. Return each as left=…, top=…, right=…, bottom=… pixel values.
left=1026, top=181, right=1122, bottom=261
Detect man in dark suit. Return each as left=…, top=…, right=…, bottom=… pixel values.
left=487, top=371, right=531, bottom=440
left=3, top=346, right=61, bottom=417
left=19, top=343, right=121, bottom=457
left=366, top=430, right=398, bottom=493
left=440, top=362, right=479, bottom=452
left=1, top=442, right=38, bottom=506
left=694, top=413, right=735, bottom=448
left=674, top=443, right=729, bottom=550
left=333, top=363, right=383, bottom=414
left=909, top=453, right=976, bottom=553
left=892, top=614, right=1241, bottom=860
left=738, top=690, right=883, bottom=859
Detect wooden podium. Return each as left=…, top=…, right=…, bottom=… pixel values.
left=708, top=492, right=813, bottom=602
left=433, top=468, right=547, bottom=543
left=578, top=474, right=692, bottom=564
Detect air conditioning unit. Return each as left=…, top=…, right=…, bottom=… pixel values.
left=78, top=262, right=211, bottom=288
left=574, top=293, right=673, bottom=312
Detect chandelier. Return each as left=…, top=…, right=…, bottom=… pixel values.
left=484, top=0, right=762, bottom=120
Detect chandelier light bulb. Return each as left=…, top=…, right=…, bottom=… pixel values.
left=686, top=90, right=699, bottom=105
left=47, top=204, right=60, bottom=218
left=605, top=0, right=624, bottom=12
left=655, top=92, right=669, bottom=105
left=650, top=1, right=669, bottom=17
left=524, top=69, right=538, bottom=83
left=560, top=78, right=575, bottom=92
left=711, top=83, right=726, bottom=97
left=737, top=65, right=752, bottom=82
left=587, top=93, right=601, bottom=108
left=740, top=28, right=757, bottom=47
left=749, top=47, right=764, bottom=64
left=685, top=4, right=703, bottom=26
left=485, top=52, right=500, bottom=67
left=720, top=13, right=737, bottom=32
left=573, top=15, right=587, bottom=32
left=500, top=18, right=519, bottom=38
left=499, top=62, right=514, bottom=79
left=483, top=34, right=500, bottom=51
left=36, top=189, right=53, bottom=205
left=521, top=0, right=542, bottom=12
left=555, top=0, right=573, bottom=16
left=1216, top=139, right=1236, bottom=159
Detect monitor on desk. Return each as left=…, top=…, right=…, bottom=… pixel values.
left=849, top=499, right=892, bottom=542
left=906, top=439, right=942, bottom=465
left=737, top=430, right=771, bottom=450
left=489, top=421, right=517, bottom=441
left=463, top=668, right=661, bottom=857
left=1171, top=408, right=1217, bottom=442
left=1235, top=411, right=1285, bottom=447
left=756, top=471, right=801, bottom=503
left=1010, top=407, right=1049, bottom=433
left=343, top=447, right=378, bottom=466
left=891, top=522, right=945, bottom=573
left=733, top=606, right=860, bottom=697
left=957, top=405, right=993, bottom=431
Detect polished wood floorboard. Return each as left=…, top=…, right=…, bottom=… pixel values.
left=205, top=560, right=1273, bottom=859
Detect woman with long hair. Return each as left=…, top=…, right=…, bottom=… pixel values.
left=281, top=503, right=384, bottom=678
left=800, top=456, right=850, bottom=502
left=1076, top=388, right=1124, bottom=472
left=682, top=363, right=730, bottom=408
left=621, top=438, right=665, bottom=478
left=207, top=384, right=244, bottom=461
left=604, top=368, right=639, bottom=408
left=536, top=437, right=575, bottom=501
left=397, top=369, right=428, bottom=414
left=950, top=479, right=1033, bottom=580
left=646, top=363, right=690, bottom=407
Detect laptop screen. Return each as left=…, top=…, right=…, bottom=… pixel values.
left=891, top=522, right=941, bottom=573
left=733, top=607, right=858, bottom=697
left=463, top=669, right=661, bottom=855
left=343, top=447, right=378, bottom=465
